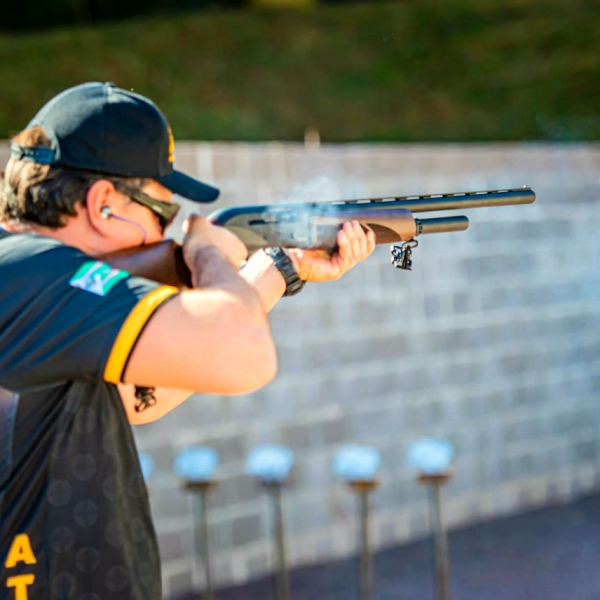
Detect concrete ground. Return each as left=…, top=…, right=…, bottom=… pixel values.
left=172, top=492, right=600, bottom=600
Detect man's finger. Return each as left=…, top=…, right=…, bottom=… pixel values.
left=337, top=226, right=351, bottom=255
left=345, top=221, right=365, bottom=263
left=366, top=230, right=376, bottom=255
left=352, top=221, right=369, bottom=260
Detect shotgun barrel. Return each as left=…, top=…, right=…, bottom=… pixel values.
left=328, top=187, right=535, bottom=214
left=207, top=188, right=535, bottom=254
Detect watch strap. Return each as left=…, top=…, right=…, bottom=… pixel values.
left=264, top=247, right=305, bottom=297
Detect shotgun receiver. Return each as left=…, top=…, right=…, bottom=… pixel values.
left=102, top=187, right=535, bottom=287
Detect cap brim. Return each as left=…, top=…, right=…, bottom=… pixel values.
left=159, top=170, right=220, bottom=203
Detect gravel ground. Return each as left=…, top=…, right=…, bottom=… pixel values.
left=172, top=492, right=600, bottom=600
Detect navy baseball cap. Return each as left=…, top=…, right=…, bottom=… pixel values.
left=10, top=82, right=219, bottom=203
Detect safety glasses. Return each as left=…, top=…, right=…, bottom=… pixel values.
left=113, top=183, right=180, bottom=230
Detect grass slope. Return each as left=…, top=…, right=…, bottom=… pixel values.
left=1, top=0, right=599, bottom=141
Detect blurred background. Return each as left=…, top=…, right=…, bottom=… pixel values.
left=2, top=1, right=600, bottom=599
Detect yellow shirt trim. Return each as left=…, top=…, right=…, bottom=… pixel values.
left=104, top=285, right=179, bottom=384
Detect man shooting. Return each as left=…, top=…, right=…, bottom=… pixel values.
left=0, top=82, right=375, bottom=599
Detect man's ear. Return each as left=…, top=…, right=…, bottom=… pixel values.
left=86, top=179, right=117, bottom=236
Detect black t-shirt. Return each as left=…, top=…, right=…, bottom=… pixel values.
left=0, top=232, right=179, bottom=600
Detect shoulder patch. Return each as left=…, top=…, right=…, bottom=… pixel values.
left=69, top=261, right=129, bottom=296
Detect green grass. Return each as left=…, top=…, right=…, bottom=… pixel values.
left=1, top=0, right=600, bottom=141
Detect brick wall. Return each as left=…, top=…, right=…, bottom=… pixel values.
left=3, top=142, right=599, bottom=596
left=140, top=142, right=600, bottom=597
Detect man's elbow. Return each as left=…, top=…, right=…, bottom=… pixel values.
left=257, top=337, right=278, bottom=386
left=189, top=326, right=278, bottom=396
left=231, top=334, right=278, bottom=394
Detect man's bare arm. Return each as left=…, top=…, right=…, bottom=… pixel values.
left=122, top=219, right=277, bottom=395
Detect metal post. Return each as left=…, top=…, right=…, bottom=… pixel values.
left=190, top=482, right=215, bottom=600
left=174, top=447, right=219, bottom=599
left=246, top=445, right=294, bottom=600
left=268, top=484, right=291, bottom=600
left=333, top=446, right=381, bottom=600
left=358, top=490, right=373, bottom=600
left=349, top=480, right=379, bottom=600
left=419, top=474, right=452, bottom=600
left=407, top=438, right=454, bottom=600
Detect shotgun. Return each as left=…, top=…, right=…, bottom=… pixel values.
left=102, top=187, right=535, bottom=287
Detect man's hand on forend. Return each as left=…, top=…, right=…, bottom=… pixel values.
left=286, top=220, right=376, bottom=283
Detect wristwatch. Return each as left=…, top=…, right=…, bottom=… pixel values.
left=264, top=247, right=305, bottom=297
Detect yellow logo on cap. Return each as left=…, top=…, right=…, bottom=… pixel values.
left=168, top=127, right=175, bottom=163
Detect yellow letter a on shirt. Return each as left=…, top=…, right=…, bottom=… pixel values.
left=4, top=534, right=37, bottom=568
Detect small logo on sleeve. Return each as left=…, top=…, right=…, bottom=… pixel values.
left=69, top=261, right=129, bottom=296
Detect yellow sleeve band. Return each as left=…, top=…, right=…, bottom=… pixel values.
left=104, top=285, right=179, bottom=384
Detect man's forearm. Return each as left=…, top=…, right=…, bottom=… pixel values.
left=189, top=246, right=254, bottom=292
left=122, top=243, right=278, bottom=394
left=187, top=245, right=269, bottom=324
left=239, top=250, right=287, bottom=313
